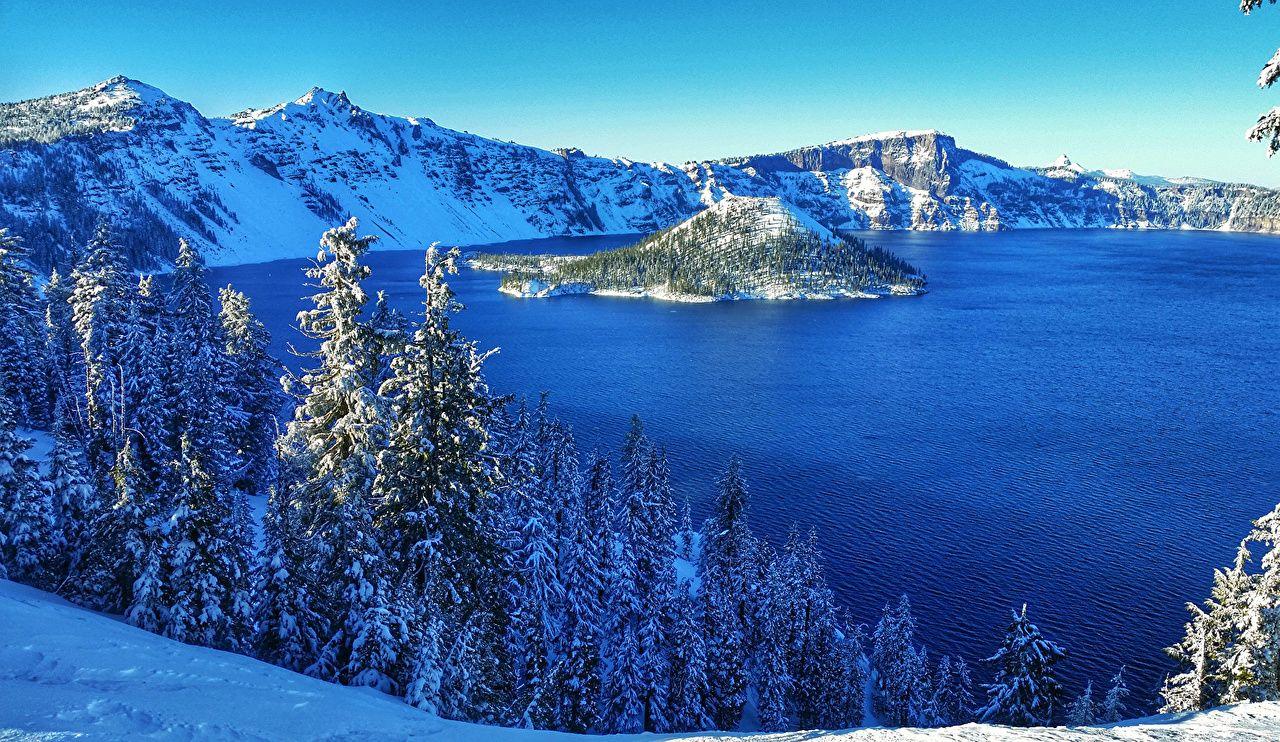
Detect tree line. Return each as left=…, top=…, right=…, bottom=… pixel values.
left=0, top=218, right=1133, bottom=732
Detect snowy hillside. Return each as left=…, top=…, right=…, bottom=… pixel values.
left=473, top=196, right=925, bottom=301
left=3, top=578, right=1279, bottom=741
left=4, top=77, right=1280, bottom=270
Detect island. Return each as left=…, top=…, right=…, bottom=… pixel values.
left=468, top=196, right=927, bottom=302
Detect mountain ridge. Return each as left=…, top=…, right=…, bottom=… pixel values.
left=3, top=77, right=1280, bottom=270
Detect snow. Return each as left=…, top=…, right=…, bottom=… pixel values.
left=4, top=578, right=1280, bottom=740
left=5, top=76, right=1280, bottom=272
left=827, top=130, right=944, bottom=147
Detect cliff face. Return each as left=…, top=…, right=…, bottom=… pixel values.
left=3, top=78, right=1278, bottom=270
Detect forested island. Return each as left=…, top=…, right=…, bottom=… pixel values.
left=470, top=197, right=926, bottom=302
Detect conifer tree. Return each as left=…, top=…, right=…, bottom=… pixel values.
left=0, top=397, right=49, bottom=583
left=44, top=398, right=94, bottom=580
left=756, top=559, right=793, bottom=733
left=1162, top=546, right=1258, bottom=711
left=308, top=482, right=407, bottom=693
left=219, top=286, right=281, bottom=497
left=872, top=594, right=921, bottom=726
left=376, top=246, right=505, bottom=720
left=0, top=228, right=50, bottom=425
left=253, top=445, right=322, bottom=672
left=831, top=623, right=868, bottom=729
left=75, top=434, right=158, bottom=619
left=163, top=433, right=253, bottom=650
left=978, top=605, right=1068, bottom=727
left=69, top=222, right=134, bottom=489
left=666, top=584, right=712, bottom=732
left=700, top=456, right=756, bottom=730
left=1101, top=666, right=1129, bottom=723
left=930, top=655, right=975, bottom=727
left=1066, top=680, right=1096, bottom=726
left=43, top=267, right=84, bottom=434
left=283, top=219, right=393, bottom=683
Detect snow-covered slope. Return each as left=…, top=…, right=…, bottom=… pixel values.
left=4, top=578, right=1280, bottom=740
left=474, top=196, right=925, bottom=301
left=4, top=77, right=1280, bottom=271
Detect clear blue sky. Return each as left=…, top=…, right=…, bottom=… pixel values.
left=6, top=0, right=1280, bottom=185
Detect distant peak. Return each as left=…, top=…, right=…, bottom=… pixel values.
left=293, top=87, right=355, bottom=110
left=1047, top=153, right=1086, bottom=173
left=92, top=75, right=171, bottom=103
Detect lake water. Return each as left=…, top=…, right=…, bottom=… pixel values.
left=210, top=229, right=1280, bottom=710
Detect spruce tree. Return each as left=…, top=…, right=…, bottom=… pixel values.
left=219, top=286, right=282, bottom=497
left=872, top=594, right=921, bottom=726
left=253, top=444, right=322, bottom=672
left=1066, top=680, right=1096, bottom=726
left=375, top=246, right=504, bottom=720
left=699, top=456, right=756, bottom=730
left=0, top=397, right=49, bottom=583
left=666, top=584, right=712, bottom=732
left=930, top=655, right=975, bottom=727
left=0, top=228, right=50, bottom=425
left=43, top=267, right=84, bottom=434
left=69, top=222, right=134, bottom=490
left=44, top=398, right=94, bottom=581
left=1101, top=666, right=1129, bottom=723
left=978, top=604, right=1068, bottom=727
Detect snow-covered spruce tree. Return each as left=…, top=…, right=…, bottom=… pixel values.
left=930, top=655, right=976, bottom=727
left=159, top=241, right=255, bottom=651
left=756, top=556, right=794, bottom=733
left=906, top=646, right=937, bottom=728
left=778, top=529, right=847, bottom=730
left=282, top=219, right=394, bottom=680
left=699, top=455, right=757, bottom=730
left=219, top=286, right=282, bottom=497
left=43, top=398, right=94, bottom=581
left=1100, top=666, right=1129, bottom=723
left=308, top=479, right=409, bottom=693
left=509, top=418, right=565, bottom=729
left=253, top=440, right=322, bottom=673
left=1161, top=540, right=1264, bottom=711
left=0, top=396, right=51, bottom=584
left=374, top=246, right=505, bottom=721
left=123, top=276, right=175, bottom=494
left=607, top=621, right=647, bottom=733
left=43, top=267, right=85, bottom=437
left=1242, top=0, right=1280, bottom=154
left=367, top=289, right=410, bottom=392
left=72, top=432, right=156, bottom=617
left=1066, top=680, right=1096, bottom=726
left=69, top=222, right=134, bottom=490
left=0, top=228, right=50, bottom=425
left=840, top=624, right=870, bottom=728
left=611, top=427, right=677, bottom=732
left=666, top=583, right=713, bottom=732
left=558, top=453, right=609, bottom=732
left=678, top=497, right=694, bottom=562
left=978, top=604, right=1068, bottom=727
left=872, top=594, right=923, bottom=726
left=1233, top=503, right=1280, bottom=703
left=162, top=431, right=254, bottom=650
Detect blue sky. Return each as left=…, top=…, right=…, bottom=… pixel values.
left=6, top=0, right=1280, bottom=185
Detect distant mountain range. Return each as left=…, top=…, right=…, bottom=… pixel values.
left=3, top=76, right=1279, bottom=270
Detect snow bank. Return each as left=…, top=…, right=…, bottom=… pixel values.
left=4, top=579, right=1280, bottom=740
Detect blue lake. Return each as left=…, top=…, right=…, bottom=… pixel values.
left=210, top=228, right=1280, bottom=710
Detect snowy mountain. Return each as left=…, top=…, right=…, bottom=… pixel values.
left=472, top=196, right=926, bottom=301
left=4, top=577, right=1279, bottom=741
left=4, top=76, right=1280, bottom=271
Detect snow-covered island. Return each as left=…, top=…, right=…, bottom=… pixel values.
left=469, top=196, right=927, bottom=302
